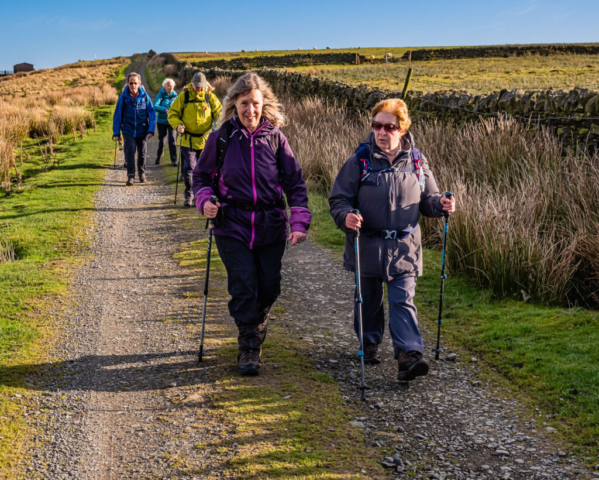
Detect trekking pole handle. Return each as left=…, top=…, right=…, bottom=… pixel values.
left=351, top=209, right=361, bottom=237
left=210, top=195, right=218, bottom=205
left=443, top=192, right=453, bottom=218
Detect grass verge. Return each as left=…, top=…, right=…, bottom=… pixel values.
left=113, top=62, right=130, bottom=91
left=0, top=106, right=115, bottom=477
left=145, top=64, right=166, bottom=94
left=169, top=190, right=385, bottom=479
left=308, top=193, right=599, bottom=459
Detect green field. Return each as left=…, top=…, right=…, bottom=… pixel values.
left=0, top=106, right=114, bottom=475
left=174, top=46, right=431, bottom=63
left=293, top=54, right=599, bottom=93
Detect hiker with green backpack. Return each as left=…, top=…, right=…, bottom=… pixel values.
left=168, top=72, right=222, bottom=207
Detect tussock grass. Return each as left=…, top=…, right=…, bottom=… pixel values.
left=296, top=54, right=599, bottom=93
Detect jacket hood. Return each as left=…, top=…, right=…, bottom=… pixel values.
left=159, top=87, right=177, bottom=97
left=230, top=116, right=279, bottom=137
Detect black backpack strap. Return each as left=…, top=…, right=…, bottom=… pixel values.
left=213, top=119, right=234, bottom=195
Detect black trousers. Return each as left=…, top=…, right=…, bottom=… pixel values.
left=215, top=235, right=286, bottom=330
left=123, top=134, right=147, bottom=179
left=156, top=123, right=177, bottom=164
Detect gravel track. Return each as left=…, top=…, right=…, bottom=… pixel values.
left=14, top=78, right=597, bottom=477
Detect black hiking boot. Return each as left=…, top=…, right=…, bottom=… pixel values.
left=126, top=177, right=134, bottom=186
left=155, top=157, right=161, bottom=165
left=363, top=343, right=381, bottom=365
left=238, top=348, right=261, bottom=376
left=397, top=350, right=429, bottom=382
left=139, top=173, right=146, bottom=183
left=171, top=161, right=178, bottom=167
left=183, top=191, right=193, bottom=208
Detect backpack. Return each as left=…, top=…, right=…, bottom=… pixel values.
left=213, top=119, right=283, bottom=196
left=181, top=89, right=215, bottom=126
left=354, top=142, right=425, bottom=192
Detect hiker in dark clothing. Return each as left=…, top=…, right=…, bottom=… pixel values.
left=192, top=72, right=311, bottom=376
left=329, top=98, right=456, bottom=382
left=112, top=72, right=156, bottom=186
left=153, top=78, right=178, bottom=166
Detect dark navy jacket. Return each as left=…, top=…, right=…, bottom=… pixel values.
left=113, top=86, right=156, bottom=138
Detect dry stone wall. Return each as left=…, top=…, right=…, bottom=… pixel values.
left=402, top=44, right=599, bottom=62
left=189, top=53, right=363, bottom=70
left=179, top=63, right=599, bottom=148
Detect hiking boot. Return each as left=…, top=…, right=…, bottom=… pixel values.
left=397, top=350, right=429, bottom=382
left=183, top=199, right=192, bottom=208
left=171, top=161, right=178, bottom=167
left=139, top=173, right=146, bottom=183
left=122, top=162, right=127, bottom=169
left=155, top=158, right=161, bottom=165
left=238, top=348, right=261, bottom=376
left=363, top=343, right=381, bottom=365
left=126, top=177, right=134, bottom=186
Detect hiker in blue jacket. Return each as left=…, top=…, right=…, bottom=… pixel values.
left=153, top=78, right=178, bottom=166
left=113, top=72, right=156, bottom=186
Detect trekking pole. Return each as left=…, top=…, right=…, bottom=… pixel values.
left=434, top=192, right=453, bottom=361
left=174, top=133, right=182, bottom=205
left=113, top=140, right=118, bottom=169
left=352, top=209, right=368, bottom=401
left=198, top=195, right=219, bottom=363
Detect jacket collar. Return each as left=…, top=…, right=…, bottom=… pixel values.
left=124, top=85, right=147, bottom=100
left=367, top=130, right=414, bottom=163
left=230, top=117, right=278, bottom=137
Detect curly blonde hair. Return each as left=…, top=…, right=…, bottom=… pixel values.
left=371, top=98, right=412, bottom=131
left=222, top=73, right=286, bottom=127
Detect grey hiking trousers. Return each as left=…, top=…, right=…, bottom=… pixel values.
left=354, top=273, right=424, bottom=357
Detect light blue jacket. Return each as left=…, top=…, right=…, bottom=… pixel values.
left=153, top=87, right=178, bottom=125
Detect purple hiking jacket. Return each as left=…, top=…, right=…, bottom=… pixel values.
left=192, top=117, right=311, bottom=249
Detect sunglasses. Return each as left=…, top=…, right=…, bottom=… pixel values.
left=371, top=121, right=400, bottom=133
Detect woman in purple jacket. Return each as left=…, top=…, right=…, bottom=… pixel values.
left=192, top=73, right=312, bottom=376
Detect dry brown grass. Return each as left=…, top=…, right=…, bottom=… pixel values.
left=0, top=61, right=121, bottom=192
left=205, top=74, right=599, bottom=306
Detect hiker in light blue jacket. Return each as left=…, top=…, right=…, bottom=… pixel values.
left=153, top=78, right=178, bottom=166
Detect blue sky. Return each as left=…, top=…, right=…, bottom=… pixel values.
left=0, top=0, right=597, bottom=70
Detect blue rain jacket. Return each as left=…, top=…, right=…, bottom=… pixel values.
left=153, top=87, right=178, bottom=125
left=113, top=86, right=156, bottom=138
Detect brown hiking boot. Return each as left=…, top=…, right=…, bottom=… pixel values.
left=363, top=343, right=381, bottom=365
left=126, top=177, right=134, bottom=186
left=238, top=348, right=261, bottom=376
left=397, top=350, right=429, bottom=382
left=139, top=173, right=146, bottom=183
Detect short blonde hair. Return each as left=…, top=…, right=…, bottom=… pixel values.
left=371, top=98, right=412, bottom=131
left=222, top=72, right=286, bottom=127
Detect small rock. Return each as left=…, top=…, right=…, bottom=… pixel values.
left=471, top=357, right=478, bottom=363
left=546, top=426, right=556, bottom=432
left=350, top=421, right=365, bottom=428
left=494, top=449, right=510, bottom=456
left=283, top=395, right=292, bottom=400
left=446, top=353, right=458, bottom=362
left=472, top=381, right=482, bottom=387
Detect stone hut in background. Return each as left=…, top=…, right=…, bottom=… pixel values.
left=14, top=63, right=34, bottom=73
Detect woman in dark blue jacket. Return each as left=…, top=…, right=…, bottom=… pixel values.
left=113, top=72, right=156, bottom=186
left=153, top=78, right=178, bottom=166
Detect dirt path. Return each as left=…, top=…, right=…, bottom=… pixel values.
left=16, top=111, right=595, bottom=478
